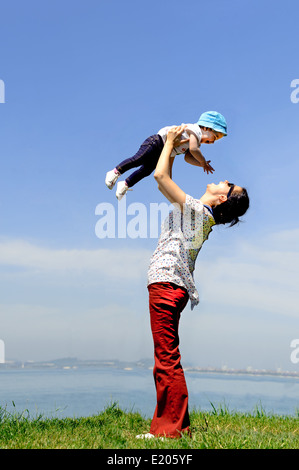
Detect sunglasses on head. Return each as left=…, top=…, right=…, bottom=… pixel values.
left=227, top=183, right=235, bottom=199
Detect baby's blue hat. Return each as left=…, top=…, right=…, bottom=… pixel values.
left=197, top=111, right=227, bottom=136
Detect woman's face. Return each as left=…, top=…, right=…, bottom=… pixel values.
left=207, top=180, right=242, bottom=198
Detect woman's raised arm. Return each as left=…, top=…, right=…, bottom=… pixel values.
left=154, top=126, right=187, bottom=211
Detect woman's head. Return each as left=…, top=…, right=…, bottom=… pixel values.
left=206, top=181, right=250, bottom=227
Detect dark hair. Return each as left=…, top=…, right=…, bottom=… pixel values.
left=212, top=188, right=250, bottom=227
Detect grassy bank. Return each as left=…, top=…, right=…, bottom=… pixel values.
left=0, top=402, right=298, bottom=449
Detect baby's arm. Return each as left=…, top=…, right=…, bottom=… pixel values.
left=184, top=150, right=202, bottom=166
left=185, top=133, right=215, bottom=174
left=187, top=133, right=206, bottom=166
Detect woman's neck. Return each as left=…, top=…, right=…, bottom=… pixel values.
left=200, top=194, right=214, bottom=208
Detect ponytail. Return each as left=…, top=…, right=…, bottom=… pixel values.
left=212, top=188, right=249, bottom=227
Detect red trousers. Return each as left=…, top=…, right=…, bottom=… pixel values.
left=148, top=282, right=190, bottom=438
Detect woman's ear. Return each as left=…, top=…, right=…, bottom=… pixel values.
left=213, top=194, right=227, bottom=207
left=211, top=193, right=227, bottom=208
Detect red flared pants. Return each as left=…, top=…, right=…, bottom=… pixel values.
left=148, top=282, right=190, bottom=438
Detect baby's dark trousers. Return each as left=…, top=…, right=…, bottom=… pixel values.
left=116, top=134, right=164, bottom=187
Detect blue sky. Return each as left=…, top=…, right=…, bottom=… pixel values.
left=0, top=0, right=299, bottom=371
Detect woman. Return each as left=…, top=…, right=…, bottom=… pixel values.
left=138, top=126, right=250, bottom=439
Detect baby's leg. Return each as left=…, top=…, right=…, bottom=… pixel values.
left=125, top=163, right=157, bottom=187
left=116, top=135, right=163, bottom=187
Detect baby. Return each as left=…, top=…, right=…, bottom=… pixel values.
left=105, top=111, right=227, bottom=200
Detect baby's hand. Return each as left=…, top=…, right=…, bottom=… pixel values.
left=203, top=160, right=215, bottom=174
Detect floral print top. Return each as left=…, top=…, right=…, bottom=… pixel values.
left=147, top=194, right=215, bottom=310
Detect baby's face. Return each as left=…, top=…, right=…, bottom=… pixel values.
left=214, top=131, right=225, bottom=140
left=201, top=129, right=224, bottom=144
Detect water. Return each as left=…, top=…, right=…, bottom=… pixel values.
left=0, top=367, right=299, bottom=419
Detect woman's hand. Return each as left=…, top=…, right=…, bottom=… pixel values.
left=166, top=125, right=189, bottom=147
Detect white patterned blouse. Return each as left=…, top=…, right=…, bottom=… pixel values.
left=147, top=194, right=215, bottom=310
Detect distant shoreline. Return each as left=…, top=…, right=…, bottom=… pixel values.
left=1, top=357, right=299, bottom=380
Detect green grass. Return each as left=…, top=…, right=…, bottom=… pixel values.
left=0, top=402, right=298, bottom=449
